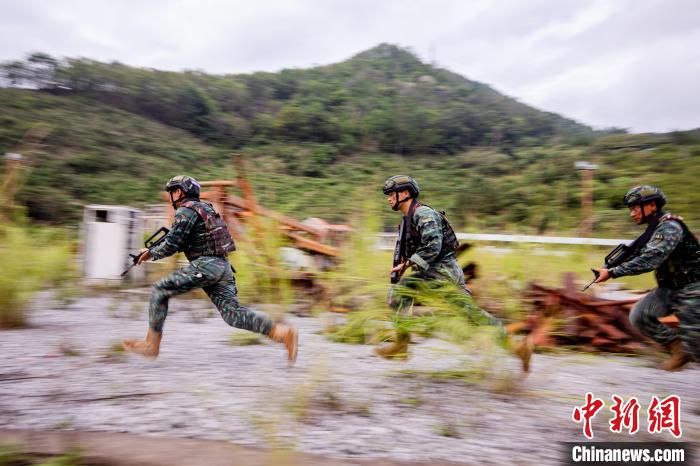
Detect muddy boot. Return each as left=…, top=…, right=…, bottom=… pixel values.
left=513, top=336, right=534, bottom=373
left=374, top=333, right=410, bottom=359
left=122, top=328, right=162, bottom=359
left=269, top=324, right=298, bottom=365
left=663, top=340, right=692, bottom=371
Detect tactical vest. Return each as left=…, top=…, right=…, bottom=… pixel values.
left=180, top=200, right=236, bottom=260
left=655, top=218, right=700, bottom=289
left=405, top=203, right=459, bottom=261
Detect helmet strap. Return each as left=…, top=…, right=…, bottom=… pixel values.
left=640, top=201, right=661, bottom=224
left=641, top=202, right=663, bottom=224
left=391, top=192, right=400, bottom=211
left=391, top=191, right=413, bottom=211
left=169, top=190, right=186, bottom=209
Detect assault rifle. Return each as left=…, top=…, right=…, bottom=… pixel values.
left=390, top=217, right=408, bottom=284
left=121, top=226, right=170, bottom=277
left=581, top=243, right=633, bottom=292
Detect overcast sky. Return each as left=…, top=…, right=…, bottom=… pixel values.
left=2, top=0, right=698, bottom=133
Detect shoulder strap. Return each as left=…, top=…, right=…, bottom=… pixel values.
left=179, top=200, right=213, bottom=216
left=177, top=200, right=198, bottom=215
left=407, top=200, right=420, bottom=235
left=178, top=200, right=199, bottom=216
left=661, top=215, right=699, bottom=244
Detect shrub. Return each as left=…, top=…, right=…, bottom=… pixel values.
left=0, top=223, right=75, bottom=328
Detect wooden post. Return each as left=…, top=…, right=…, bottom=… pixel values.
left=1, top=127, right=51, bottom=221
left=575, top=162, right=597, bottom=237
left=234, top=154, right=275, bottom=265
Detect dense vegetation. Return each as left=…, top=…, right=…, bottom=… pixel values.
left=1, top=45, right=699, bottom=235
left=1, top=45, right=594, bottom=152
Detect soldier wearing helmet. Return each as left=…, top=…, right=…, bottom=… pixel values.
left=122, top=175, right=298, bottom=364
left=165, top=174, right=201, bottom=208
left=382, top=175, right=462, bottom=281
left=594, top=185, right=699, bottom=370
left=380, top=175, right=532, bottom=370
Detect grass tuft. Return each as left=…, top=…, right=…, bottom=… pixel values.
left=228, top=332, right=267, bottom=346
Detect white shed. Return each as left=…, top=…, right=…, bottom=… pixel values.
left=82, top=205, right=145, bottom=281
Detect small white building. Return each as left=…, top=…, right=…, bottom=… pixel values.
left=81, top=205, right=145, bottom=281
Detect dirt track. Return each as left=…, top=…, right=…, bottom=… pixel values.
left=0, top=292, right=697, bottom=465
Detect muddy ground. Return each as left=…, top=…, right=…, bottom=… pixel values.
left=0, top=292, right=697, bottom=465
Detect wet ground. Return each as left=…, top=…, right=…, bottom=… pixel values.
left=0, top=292, right=698, bottom=465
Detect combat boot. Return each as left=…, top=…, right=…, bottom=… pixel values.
left=663, top=340, right=692, bottom=371
left=269, top=324, right=298, bottom=365
left=122, top=328, right=162, bottom=359
left=513, top=336, right=534, bottom=373
left=374, top=333, right=410, bottom=359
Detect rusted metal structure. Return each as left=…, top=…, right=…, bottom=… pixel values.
left=162, top=157, right=349, bottom=260
left=157, top=156, right=350, bottom=310
left=510, top=273, right=678, bottom=353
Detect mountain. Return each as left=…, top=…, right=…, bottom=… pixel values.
left=1, top=45, right=698, bottom=233
left=2, top=44, right=594, bottom=155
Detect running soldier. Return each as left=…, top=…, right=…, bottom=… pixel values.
left=381, top=175, right=532, bottom=371
left=122, top=175, right=298, bottom=364
left=594, top=185, right=698, bottom=370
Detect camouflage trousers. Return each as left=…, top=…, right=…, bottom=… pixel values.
left=630, top=283, right=700, bottom=360
left=390, top=256, right=503, bottom=331
left=149, top=256, right=274, bottom=336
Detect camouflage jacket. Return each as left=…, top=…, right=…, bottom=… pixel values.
left=610, top=215, right=700, bottom=288
left=148, top=204, right=201, bottom=261
left=405, top=205, right=455, bottom=272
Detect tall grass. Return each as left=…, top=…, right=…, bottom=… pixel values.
left=230, top=217, right=295, bottom=319
left=462, top=243, right=656, bottom=320
left=321, top=198, right=392, bottom=343
left=0, top=443, right=84, bottom=465
left=322, top=200, right=501, bottom=350
left=323, top=207, right=657, bottom=355
left=0, top=222, right=75, bottom=328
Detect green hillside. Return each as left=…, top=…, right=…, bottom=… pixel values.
left=2, top=45, right=594, bottom=152
left=0, top=89, right=227, bottom=221
left=1, top=46, right=699, bottom=235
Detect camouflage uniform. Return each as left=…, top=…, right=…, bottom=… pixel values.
left=610, top=216, right=700, bottom=360
left=148, top=201, right=274, bottom=336
left=393, top=204, right=501, bottom=328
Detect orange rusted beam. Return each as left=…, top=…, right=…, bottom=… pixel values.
left=284, top=231, right=339, bottom=257
left=199, top=181, right=238, bottom=187
left=224, top=194, right=323, bottom=237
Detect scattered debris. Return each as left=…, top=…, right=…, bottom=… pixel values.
left=511, top=273, right=678, bottom=353
left=163, top=156, right=351, bottom=260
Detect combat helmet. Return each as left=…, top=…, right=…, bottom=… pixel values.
left=165, top=175, right=201, bottom=208
left=383, top=175, right=419, bottom=212
left=383, top=175, right=420, bottom=198
left=165, top=175, right=201, bottom=197
left=623, top=185, right=666, bottom=209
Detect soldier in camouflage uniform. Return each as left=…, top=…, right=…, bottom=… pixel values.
left=380, top=175, right=532, bottom=370
left=122, top=175, right=298, bottom=364
left=595, top=185, right=699, bottom=371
